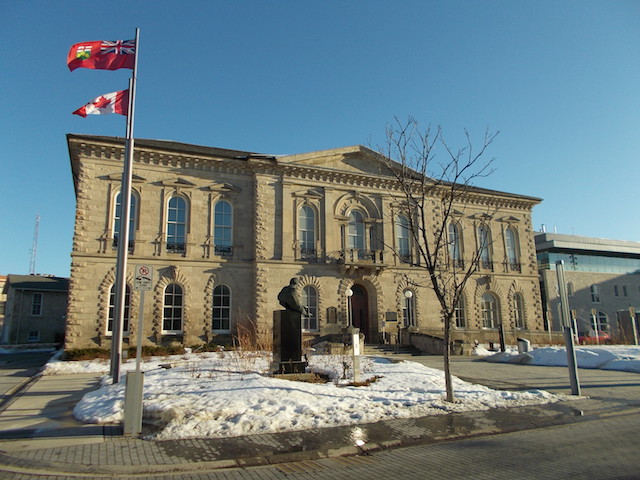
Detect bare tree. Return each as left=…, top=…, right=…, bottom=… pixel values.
left=380, top=117, right=499, bottom=402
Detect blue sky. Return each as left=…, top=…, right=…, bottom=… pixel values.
left=1, top=1, right=639, bottom=278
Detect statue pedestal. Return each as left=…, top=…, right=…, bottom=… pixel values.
left=271, top=310, right=308, bottom=374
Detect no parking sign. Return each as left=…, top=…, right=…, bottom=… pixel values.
left=134, top=265, right=153, bottom=291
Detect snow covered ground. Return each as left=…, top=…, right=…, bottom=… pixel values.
left=37, top=344, right=639, bottom=440
left=475, top=345, right=640, bottom=373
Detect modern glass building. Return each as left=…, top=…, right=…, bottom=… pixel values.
left=535, top=232, right=640, bottom=339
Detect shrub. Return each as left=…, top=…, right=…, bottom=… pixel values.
left=62, top=348, right=110, bottom=361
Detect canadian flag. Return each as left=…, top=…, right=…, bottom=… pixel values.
left=73, top=90, right=129, bottom=118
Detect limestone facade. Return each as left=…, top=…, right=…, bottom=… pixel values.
left=65, top=134, right=546, bottom=352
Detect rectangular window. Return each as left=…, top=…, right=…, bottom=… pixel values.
left=32, top=293, right=43, bottom=316
left=302, top=286, right=318, bottom=331
left=212, top=285, right=231, bottom=332
left=454, top=298, right=466, bottom=329
left=590, top=285, right=600, bottom=303
left=623, top=286, right=628, bottom=297
left=28, top=330, right=40, bottom=342
left=614, top=285, right=619, bottom=297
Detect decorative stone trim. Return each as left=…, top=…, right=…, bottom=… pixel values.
left=395, top=278, right=422, bottom=327
left=297, top=274, right=325, bottom=330
left=97, top=268, right=138, bottom=345
left=153, top=266, right=191, bottom=342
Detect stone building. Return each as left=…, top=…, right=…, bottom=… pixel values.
left=536, top=232, right=640, bottom=340
left=65, top=134, right=546, bottom=353
left=1, top=274, right=68, bottom=345
left=0, top=275, right=7, bottom=341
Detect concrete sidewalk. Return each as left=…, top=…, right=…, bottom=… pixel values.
left=1, top=356, right=638, bottom=477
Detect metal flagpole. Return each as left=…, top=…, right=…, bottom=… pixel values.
left=110, top=28, right=140, bottom=384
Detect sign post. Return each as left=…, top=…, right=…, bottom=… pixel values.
left=591, top=308, right=600, bottom=346
left=352, top=329, right=361, bottom=384
left=630, top=306, right=638, bottom=346
left=556, top=261, right=581, bottom=395
left=124, top=264, right=152, bottom=436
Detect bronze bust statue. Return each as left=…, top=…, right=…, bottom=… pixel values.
left=278, top=278, right=307, bottom=315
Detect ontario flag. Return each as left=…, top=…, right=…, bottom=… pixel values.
left=67, top=40, right=136, bottom=71
left=73, top=90, right=129, bottom=118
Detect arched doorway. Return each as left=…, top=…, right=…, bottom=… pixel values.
left=350, top=284, right=369, bottom=340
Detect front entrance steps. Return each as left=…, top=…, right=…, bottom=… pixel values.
left=363, top=344, right=425, bottom=356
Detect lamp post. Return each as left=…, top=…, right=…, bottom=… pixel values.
left=345, top=287, right=360, bottom=383
left=346, top=287, right=353, bottom=327
left=404, top=290, right=413, bottom=328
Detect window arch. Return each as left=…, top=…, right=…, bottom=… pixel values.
left=301, top=285, right=318, bottom=330
left=505, top=227, right=520, bottom=271
left=514, top=292, right=526, bottom=329
left=212, top=285, right=231, bottom=332
left=298, top=205, right=316, bottom=259
left=448, top=222, right=463, bottom=268
left=454, top=295, right=466, bottom=329
left=396, top=215, right=411, bottom=263
left=107, top=284, right=131, bottom=334
left=163, top=283, right=183, bottom=333
left=481, top=292, right=499, bottom=328
left=214, top=200, right=233, bottom=257
left=113, top=191, right=137, bottom=250
left=478, top=224, right=493, bottom=270
left=167, top=196, right=187, bottom=253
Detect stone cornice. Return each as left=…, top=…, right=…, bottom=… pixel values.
left=67, top=134, right=541, bottom=211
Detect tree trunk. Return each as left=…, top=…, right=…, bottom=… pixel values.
left=443, top=315, right=454, bottom=402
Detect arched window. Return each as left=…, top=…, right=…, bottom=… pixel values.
left=478, top=224, right=493, bottom=270
left=107, top=284, right=131, bottom=334
left=514, top=293, right=526, bottom=329
left=454, top=296, right=466, bottom=329
left=396, top=215, right=411, bottom=263
left=505, top=227, right=520, bottom=271
left=481, top=293, right=499, bottom=328
left=448, top=222, right=463, bottom=268
left=163, top=283, right=183, bottom=333
left=167, top=196, right=187, bottom=253
left=402, top=290, right=416, bottom=327
left=212, top=285, right=231, bottom=332
left=348, top=210, right=365, bottom=254
left=113, top=191, right=137, bottom=250
left=301, top=285, right=318, bottom=331
left=298, top=205, right=316, bottom=259
left=214, top=200, right=233, bottom=256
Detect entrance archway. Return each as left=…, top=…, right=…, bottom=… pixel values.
left=350, top=284, right=369, bottom=340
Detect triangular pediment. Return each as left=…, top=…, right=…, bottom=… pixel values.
left=292, top=187, right=323, bottom=199
left=105, top=173, right=146, bottom=183
left=203, top=182, right=241, bottom=193
left=280, top=146, right=398, bottom=177
left=161, top=177, right=196, bottom=188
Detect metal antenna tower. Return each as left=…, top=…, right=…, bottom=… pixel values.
left=29, top=213, right=40, bottom=275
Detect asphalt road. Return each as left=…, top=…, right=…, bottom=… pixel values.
left=0, top=351, right=53, bottom=401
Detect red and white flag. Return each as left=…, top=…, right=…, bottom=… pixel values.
left=67, top=40, right=136, bottom=71
left=73, top=90, right=129, bottom=118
